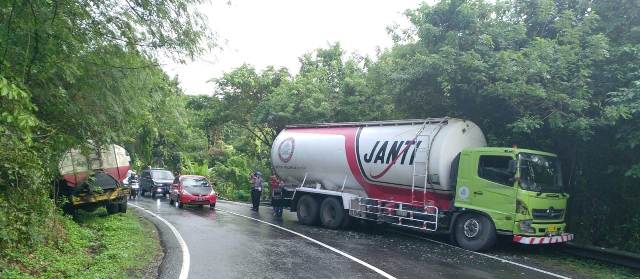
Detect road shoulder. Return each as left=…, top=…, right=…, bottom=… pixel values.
left=132, top=205, right=186, bottom=279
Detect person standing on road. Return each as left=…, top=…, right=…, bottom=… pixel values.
left=270, top=174, right=284, bottom=217
left=250, top=171, right=263, bottom=211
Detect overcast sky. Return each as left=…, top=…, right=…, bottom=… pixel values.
left=162, top=0, right=428, bottom=95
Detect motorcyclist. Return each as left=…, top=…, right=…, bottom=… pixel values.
left=128, top=173, right=139, bottom=199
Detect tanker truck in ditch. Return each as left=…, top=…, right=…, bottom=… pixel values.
left=56, top=143, right=131, bottom=216
left=271, top=118, right=573, bottom=251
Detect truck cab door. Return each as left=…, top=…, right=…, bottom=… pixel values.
left=455, top=152, right=516, bottom=232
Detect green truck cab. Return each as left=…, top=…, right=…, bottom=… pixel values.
left=452, top=147, right=573, bottom=250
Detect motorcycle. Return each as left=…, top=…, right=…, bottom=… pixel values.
left=129, top=178, right=140, bottom=200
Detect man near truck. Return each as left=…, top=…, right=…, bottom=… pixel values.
left=250, top=171, right=263, bottom=211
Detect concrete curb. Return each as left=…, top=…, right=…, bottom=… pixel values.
left=131, top=206, right=184, bottom=279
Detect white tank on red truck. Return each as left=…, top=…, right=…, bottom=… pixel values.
left=57, top=143, right=131, bottom=215
left=271, top=118, right=574, bottom=251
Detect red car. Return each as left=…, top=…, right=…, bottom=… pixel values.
left=169, top=175, right=217, bottom=209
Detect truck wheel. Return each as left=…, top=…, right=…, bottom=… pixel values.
left=119, top=200, right=128, bottom=213
left=341, top=214, right=353, bottom=229
left=63, top=203, right=76, bottom=216
left=152, top=191, right=156, bottom=199
left=320, top=197, right=345, bottom=229
left=454, top=213, right=496, bottom=251
left=106, top=203, right=118, bottom=215
left=297, top=195, right=320, bottom=225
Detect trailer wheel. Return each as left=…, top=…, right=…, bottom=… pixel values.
left=454, top=213, right=496, bottom=251
left=119, top=200, right=128, bottom=213
left=106, top=203, right=118, bottom=215
left=296, top=195, right=320, bottom=225
left=320, top=197, right=346, bottom=229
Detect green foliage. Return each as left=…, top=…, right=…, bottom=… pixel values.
left=0, top=0, right=210, bottom=275
left=208, top=145, right=255, bottom=201
left=181, top=158, right=209, bottom=177
left=0, top=210, right=161, bottom=279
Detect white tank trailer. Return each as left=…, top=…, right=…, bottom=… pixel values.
left=271, top=118, right=486, bottom=201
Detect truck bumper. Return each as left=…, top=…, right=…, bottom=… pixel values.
left=513, top=233, right=574, bottom=245
left=71, top=188, right=128, bottom=206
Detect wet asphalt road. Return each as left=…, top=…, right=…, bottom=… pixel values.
left=130, top=196, right=567, bottom=279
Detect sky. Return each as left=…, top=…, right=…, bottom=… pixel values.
left=162, top=0, right=428, bottom=95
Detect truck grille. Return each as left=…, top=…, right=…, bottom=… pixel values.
left=532, top=208, right=564, bottom=220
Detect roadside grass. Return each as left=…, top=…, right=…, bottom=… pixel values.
left=529, top=251, right=640, bottom=279
left=0, top=208, right=161, bottom=279
left=491, top=241, right=640, bottom=279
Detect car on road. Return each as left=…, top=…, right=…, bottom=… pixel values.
left=169, top=175, right=217, bottom=209
left=140, top=168, right=175, bottom=198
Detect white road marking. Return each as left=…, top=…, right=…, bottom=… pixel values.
left=131, top=203, right=191, bottom=279
left=392, top=231, right=571, bottom=279
left=218, top=209, right=397, bottom=279
left=219, top=201, right=569, bottom=278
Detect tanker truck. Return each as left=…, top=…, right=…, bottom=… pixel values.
left=271, top=118, right=574, bottom=251
left=56, top=143, right=131, bottom=216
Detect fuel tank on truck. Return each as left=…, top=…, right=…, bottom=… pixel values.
left=271, top=118, right=486, bottom=200
left=58, top=143, right=131, bottom=187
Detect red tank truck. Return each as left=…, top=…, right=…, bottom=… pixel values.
left=56, top=143, right=131, bottom=216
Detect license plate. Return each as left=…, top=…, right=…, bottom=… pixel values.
left=548, top=226, right=558, bottom=233
left=196, top=197, right=203, bottom=201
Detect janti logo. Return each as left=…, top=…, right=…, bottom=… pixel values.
left=278, top=137, right=295, bottom=163
left=363, top=140, right=422, bottom=179
left=363, top=140, right=422, bottom=165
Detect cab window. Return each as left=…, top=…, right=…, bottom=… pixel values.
left=478, top=155, right=513, bottom=186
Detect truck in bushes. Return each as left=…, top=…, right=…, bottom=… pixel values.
left=55, top=143, right=131, bottom=216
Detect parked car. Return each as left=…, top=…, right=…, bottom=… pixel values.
left=140, top=168, right=174, bottom=198
left=169, top=175, right=217, bottom=209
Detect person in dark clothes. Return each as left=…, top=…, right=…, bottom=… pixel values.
left=270, top=174, right=284, bottom=217
left=250, top=171, right=263, bottom=211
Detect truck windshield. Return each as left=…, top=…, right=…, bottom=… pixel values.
left=518, top=153, right=563, bottom=193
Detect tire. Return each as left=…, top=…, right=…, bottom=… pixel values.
left=152, top=191, right=156, bottom=199
left=210, top=203, right=216, bottom=209
left=177, top=197, right=184, bottom=209
left=340, top=213, right=353, bottom=229
left=106, top=203, right=118, bottom=215
left=320, top=197, right=346, bottom=229
left=119, top=200, right=128, bottom=213
left=296, top=195, right=320, bottom=225
left=140, top=189, right=145, bottom=197
left=169, top=197, right=174, bottom=206
left=454, top=213, right=496, bottom=251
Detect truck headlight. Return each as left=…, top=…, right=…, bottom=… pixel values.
left=156, top=188, right=163, bottom=192
left=519, top=220, right=535, bottom=234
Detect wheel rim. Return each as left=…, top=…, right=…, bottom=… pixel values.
left=463, top=218, right=481, bottom=238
